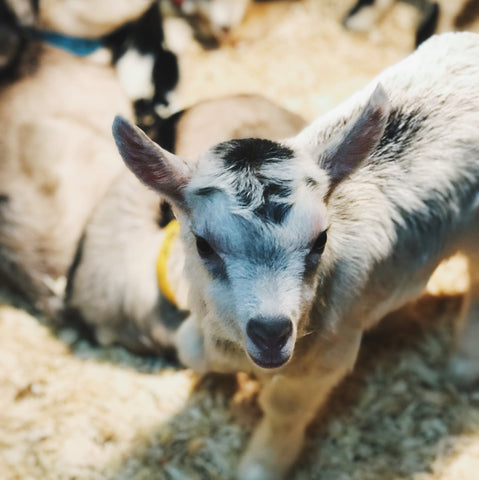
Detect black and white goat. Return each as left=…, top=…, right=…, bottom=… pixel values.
left=112, top=33, right=479, bottom=479
left=66, top=94, right=306, bottom=353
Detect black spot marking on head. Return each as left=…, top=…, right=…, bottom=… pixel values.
left=254, top=181, right=293, bottom=224
left=229, top=176, right=294, bottom=224
left=212, top=138, right=295, bottom=224
left=214, top=138, right=294, bottom=173
left=374, top=108, right=427, bottom=162
left=255, top=201, right=292, bottom=224
left=0, top=194, right=9, bottom=203
left=263, top=181, right=293, bottom=200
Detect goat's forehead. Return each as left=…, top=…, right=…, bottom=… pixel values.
left=186, top=138, right=326, bottom=217
left=193, top=138, right=298, bottom=184
left=210, top=137, right=295, bottom=171
left=184, top=138, right=329, bottom=248
left=189, top=195, right=328, bottom=258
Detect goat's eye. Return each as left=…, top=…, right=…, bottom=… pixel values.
left=310, top=230, right=327, bottom=256
left=196, top=236, right=215, bottom=259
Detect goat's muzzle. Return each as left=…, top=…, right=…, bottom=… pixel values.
left=245, top=316, right=295, bottom=369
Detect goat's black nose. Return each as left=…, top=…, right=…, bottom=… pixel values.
left=246, top=316, right=293, bottom=352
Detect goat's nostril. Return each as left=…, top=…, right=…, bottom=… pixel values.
left=246, top=316, right=293, bottom=351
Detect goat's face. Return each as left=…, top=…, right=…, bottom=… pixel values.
left=180, top=139, right=330, bottom=368
left=113, top=85, right=391, bottom=369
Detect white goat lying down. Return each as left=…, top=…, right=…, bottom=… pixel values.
left=112, top=33, right=479, bottom=479
left=66, top=94, right=306, bottom=353
left=0, top=0, right=172, bottom=314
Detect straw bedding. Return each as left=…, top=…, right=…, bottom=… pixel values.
left=1, top=1, right=479, bottom=479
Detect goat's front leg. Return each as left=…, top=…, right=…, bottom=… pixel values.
left=238, top=327, right=362, bottom=480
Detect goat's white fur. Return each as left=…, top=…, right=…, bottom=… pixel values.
left=113, top=33, right=479, bottom=479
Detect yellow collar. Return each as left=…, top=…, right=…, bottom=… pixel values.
left=156, top=219, right=181, bottom=307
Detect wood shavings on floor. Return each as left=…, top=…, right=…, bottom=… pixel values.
left=2, top=1, right=479, bottom=479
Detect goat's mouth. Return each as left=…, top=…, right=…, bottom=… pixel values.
left=246, top=346, right=293, bottom=369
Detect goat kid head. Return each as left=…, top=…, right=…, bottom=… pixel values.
left=113, top=85, right=390, bottom=370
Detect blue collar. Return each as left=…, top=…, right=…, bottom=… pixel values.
left=32, top=29, right=105, bottom=57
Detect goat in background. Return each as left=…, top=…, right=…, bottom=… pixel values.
left=0, top=0, right=177, bottom=314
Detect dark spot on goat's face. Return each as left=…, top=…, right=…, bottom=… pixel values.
left=211, top=138, right=296, bottom=224
left=254, top=198, right=293, bottom=225
left=251, top=180, right=294, bottom=225
left=214, top=138, right=294, bottom=173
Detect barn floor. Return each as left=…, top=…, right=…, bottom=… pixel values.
left=2, top=1, right=479, bottom=479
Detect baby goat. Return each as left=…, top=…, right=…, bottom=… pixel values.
left=66, top=94, right=306, bottom=353
left=113, top=33, right=479, bottom=479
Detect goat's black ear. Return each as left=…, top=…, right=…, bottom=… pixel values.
left=320, top=84, right=390, bottom=190
left=112, top=116, right=191, bottom=206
